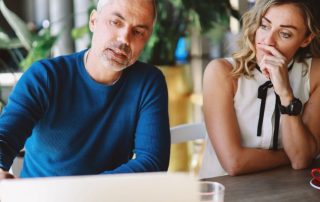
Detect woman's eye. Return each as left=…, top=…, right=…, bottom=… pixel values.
left=280, top=32, right=291, bottom=39
left=260, top=24, right=268, bottom=30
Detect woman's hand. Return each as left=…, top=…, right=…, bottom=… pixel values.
left=257, top=44, right=294, bottom=104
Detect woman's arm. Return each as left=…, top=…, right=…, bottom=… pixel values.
left=203, top=59, right=290, bottom=176
left=255, top=45, right=320, bottom=169
left=281, top=58, right=320, bottom=169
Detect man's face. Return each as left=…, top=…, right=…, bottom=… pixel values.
left=89, top=0, right=154, bottom=72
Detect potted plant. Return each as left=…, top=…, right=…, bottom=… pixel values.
left=139, top=0, right=239, bottom=66
left=0, top=0, right=58, bottom=106
left=142, top=0, right=239, bottom=172
left=0, top=0, right=57, bottom=72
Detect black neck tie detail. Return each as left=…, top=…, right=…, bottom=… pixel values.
left=273, top=94, right=280, bottom=150
left=257, top=81, right=280, bottom=150
left=256, top=61, right=294, bottom=150
left=257, top=81, right=273, bottom=137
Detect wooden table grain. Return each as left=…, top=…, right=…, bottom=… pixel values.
left=205, top=159, right=320, bottom=202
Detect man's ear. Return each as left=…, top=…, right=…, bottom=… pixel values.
left=89, top=10, right=98, bottom=32
left=300, top=33, right=315, bottom=48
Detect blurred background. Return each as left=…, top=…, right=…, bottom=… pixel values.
left=0, top=0, right=256, bottom=175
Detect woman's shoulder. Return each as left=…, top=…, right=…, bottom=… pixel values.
left=310, top=57, right=320, bottom=87
left=311, top=57, right=320, bottom=68
left=310, top=57, right=320, bottom=77
left=204, top=58, right=235, bottom=80
left=206, top=58, right=233, bottom=73
left=204, top=58, right=238, bottom=94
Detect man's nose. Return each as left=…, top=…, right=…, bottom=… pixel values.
left=117, top=28, right=131, bottom=46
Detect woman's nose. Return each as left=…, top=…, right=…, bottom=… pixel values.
left=263, top=31, right=276, bottom=47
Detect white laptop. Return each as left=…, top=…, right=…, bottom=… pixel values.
left=0, top=172, right=199, bottom=202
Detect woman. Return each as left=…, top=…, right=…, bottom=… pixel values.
left=199, top=0, right=320, bottom=179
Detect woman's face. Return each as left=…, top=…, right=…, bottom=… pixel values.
left=255, top=3, right=313, bottom=64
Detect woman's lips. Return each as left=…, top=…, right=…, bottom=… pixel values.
left=258, top=48, right=273, bottom=56
left=256, top=43, right=274, bottom=56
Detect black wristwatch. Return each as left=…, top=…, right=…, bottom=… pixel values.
left=279, top=97, right=302, bottom=116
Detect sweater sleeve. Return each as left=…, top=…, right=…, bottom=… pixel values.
left=103, top=70, right=171, bottom=174
left=0, top=62, right=49, bottom=170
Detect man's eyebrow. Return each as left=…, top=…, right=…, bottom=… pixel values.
left=111, top=12, right=150, bottom=30
left=262, top=16, right=298, bottom=30
left=112, top=12, right=125, bottom=20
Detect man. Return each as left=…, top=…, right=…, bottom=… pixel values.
left=0, top=0, right=170, bottom=178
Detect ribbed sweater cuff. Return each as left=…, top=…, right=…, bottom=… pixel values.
left=0, top=154, right=13, bottom=171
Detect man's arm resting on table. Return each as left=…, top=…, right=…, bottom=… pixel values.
left=0, top=167, right=15, bottom=179
left=0, top=140, right=17, bottom=179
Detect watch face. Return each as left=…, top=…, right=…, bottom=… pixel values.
left=279, top=98, right=302, bottom=115
left=289, top=98, right=302, bottom=115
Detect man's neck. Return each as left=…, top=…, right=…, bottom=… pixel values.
left=84, top=50, right=122, bottom=85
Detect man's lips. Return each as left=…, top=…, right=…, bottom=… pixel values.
left=107, top=48, right=128, bottom=59
left=105, top=48, right=130, bottom=66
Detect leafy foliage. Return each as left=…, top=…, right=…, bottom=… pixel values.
left=140, top=0, right=239, bottom=65
left=0, top=0, right=240, bottom=69
left=20, top=29, right=57, bottom=71
left=0, top=0, right=57, bottom=71
left=71, top=1, right=95, bottom=42
left=0, top=0, right=32, bottom=50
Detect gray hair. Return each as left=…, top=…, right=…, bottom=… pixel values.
left=96, top=0, right=157, bottom=21
left=96, top=0, right=111, bottom=11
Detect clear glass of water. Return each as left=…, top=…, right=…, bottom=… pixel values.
left=199, top=181, right=225, bottom=202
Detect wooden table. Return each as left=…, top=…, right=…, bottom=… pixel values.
left=205, top=159, right=320, bottom=202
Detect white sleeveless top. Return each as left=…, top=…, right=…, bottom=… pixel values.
left=199, top=58, right=311, bottom=179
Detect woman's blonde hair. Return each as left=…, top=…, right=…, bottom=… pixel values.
left=232, top=0, right=320, bottom=78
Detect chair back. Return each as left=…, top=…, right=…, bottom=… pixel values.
left=170, top=122, right=206, bottom=144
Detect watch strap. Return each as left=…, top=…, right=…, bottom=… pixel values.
left=279, top=97, right=302, bottom=116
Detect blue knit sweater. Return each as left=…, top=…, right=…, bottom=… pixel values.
left=0, top=50, right=170, bottom=177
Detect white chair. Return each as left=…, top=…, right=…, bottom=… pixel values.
left=9, top=157, right=23, bottom=176
left=170, top=122, right=206, bottom=144
left=9, top=151, right=24, bottom=176
left=170, top=122, right=207, bottom=175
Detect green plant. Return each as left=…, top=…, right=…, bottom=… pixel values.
left=71, top=1, right=96, bottom=42
left=0, top=0, right=239, bottom=70
left=139, top=0, right=240, bottom=66
left=0, top=0, right=57, bottom=71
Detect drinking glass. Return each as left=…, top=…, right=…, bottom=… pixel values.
left=199, top=181, right=225, bottom=202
